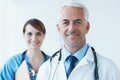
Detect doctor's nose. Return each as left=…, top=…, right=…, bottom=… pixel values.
left=68, top=23, right=75, bottom=31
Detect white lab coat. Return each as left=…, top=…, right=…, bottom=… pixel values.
left=36, top=47, right=120, bottom=80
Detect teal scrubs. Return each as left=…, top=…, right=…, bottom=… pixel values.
left=0, top=51, right=50, bottom=80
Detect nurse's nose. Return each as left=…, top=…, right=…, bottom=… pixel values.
left=31, top=34, right=37, bottom=41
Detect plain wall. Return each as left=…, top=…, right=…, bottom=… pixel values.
left=0, top=0, right=120, bottom=69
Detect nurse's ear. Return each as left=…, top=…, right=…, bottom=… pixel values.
left=23, top=32, right=25, bottom=39
left=85, top=22, right=90, bottom=34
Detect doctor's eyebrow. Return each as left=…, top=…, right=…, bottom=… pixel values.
left=74, top=19, right=83, bottom=24
left=61, top=19, right=82, bottom=22
left=73, top=19, right=83, bottom=22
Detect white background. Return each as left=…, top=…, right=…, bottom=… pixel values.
left=0, top=0, right=120, bottom=69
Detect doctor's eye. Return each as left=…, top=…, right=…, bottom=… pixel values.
left=62, top=21, right=69, bottom=26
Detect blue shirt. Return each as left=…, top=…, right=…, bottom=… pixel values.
left=0, top=51, right=50, bottom=80
left=62, top=44, right=89, bottom=73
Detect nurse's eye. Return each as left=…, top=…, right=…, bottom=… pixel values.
left=27, top=32, right=32, bottom=36
left=36, top=32, right=42, bottom=36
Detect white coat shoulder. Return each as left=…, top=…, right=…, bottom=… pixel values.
left=96, top=53, right=120, bottom=80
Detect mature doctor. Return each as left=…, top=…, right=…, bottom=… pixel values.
left=37, top=1, right=120, bottom=80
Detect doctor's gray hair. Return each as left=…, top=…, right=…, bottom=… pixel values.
left=57, top=1, right=89, bottom=24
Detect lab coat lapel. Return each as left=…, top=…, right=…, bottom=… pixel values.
left=69, top=47, right=94, bottom=79
left=36, top=55, right=67, bottom=80
left=15, top=60, right=30, bottom=80
left=50, top=54, right=67, bottom=80
left=75, top=47, right=94, bottom=68
left=56, top=60, right=67, bottom=80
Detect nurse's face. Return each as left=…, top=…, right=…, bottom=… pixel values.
left=57, top=6, right=90, bottom=49
left=23, top=24, right=45, bottom=50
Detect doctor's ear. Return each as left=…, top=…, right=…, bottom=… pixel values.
left=56, top=24, right=60, bottom=31
left=85, top=22, right=90, bottom=33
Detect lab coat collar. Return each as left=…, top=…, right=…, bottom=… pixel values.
left=75, top=46, right=94, bottom=67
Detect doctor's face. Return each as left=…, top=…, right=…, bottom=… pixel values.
left=57, top=6, right=90, bottom=49
left=23, top=24, right=45, bottom=50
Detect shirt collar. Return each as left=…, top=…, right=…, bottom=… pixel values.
left=62, top=44, right=89, bottom=62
